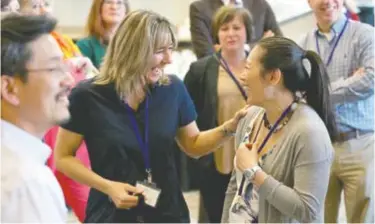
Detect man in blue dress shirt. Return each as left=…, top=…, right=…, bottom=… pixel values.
left=299, top=0, right=374, bottom=223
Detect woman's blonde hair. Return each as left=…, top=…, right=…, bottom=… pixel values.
left=95, top=10, right=177, bottom=100
left=85, top=0, right=130, bottom=42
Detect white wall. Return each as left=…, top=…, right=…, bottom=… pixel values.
left=53, top=0, right=196, bottom=27
left=52, top=0, right=317, bottom=79
left=53, top=0, right=316, bottom=42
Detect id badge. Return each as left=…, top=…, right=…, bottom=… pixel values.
left=136, top=181, right=161, bottom=207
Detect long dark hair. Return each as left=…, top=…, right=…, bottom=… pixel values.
left=257, top=36, right=338, bottom=142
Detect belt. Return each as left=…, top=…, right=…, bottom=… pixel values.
left=338, top=130, right=373, bottom=142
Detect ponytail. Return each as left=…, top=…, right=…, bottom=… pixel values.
left=304, top=50, right=338, bottom=142
left=256, top=37, right=339, bottom=142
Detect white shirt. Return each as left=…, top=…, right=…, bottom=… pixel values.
left=1, top=120, right=67, bottom=223
left=222, top=0, right=243, bottom=6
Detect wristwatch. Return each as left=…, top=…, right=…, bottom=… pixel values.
left=244, top=165, right=262, bottom=182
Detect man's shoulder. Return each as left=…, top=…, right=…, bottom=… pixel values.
left=241, top=0, right=278, bottom=14
left=190, top=0, right=209, bottom=8
left=190, top=0, right=219, bottom=15
left=348, top=20, right=375, bottom=39
left=1, top=148, right=67, bottom=222
left=1, top=147, right=54, bottom=194
left=244, top=0, right=269, bottom=8
left=349, top=19, right=374, bottom=31
left=296, top=30, right=315, bottom=48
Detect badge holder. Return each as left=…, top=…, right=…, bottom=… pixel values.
left=136, top=182, right=161, bottom=207
left=136, top=170, right=161, bottom=207
left=125, top=99, right=161, bottom=207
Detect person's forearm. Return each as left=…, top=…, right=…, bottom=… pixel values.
left=55, top=156, right=111, bottom=195
left=330, top=70, right=374, bottom=103
left=186, top=124, right=232, bottom=157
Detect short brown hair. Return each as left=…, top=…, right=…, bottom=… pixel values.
left=85, top=0, right=130, bottom=42
left=212, top=5, right=253, bottom=44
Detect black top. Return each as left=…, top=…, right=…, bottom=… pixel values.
left=183, top=55, right=220, bottom=167
left=61, top=75, right=197, bottom=223
left=183, top=53, right=248, bottom=168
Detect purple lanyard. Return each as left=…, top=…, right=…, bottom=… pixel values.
left=125, top=97, right=151, bottom=179
left=315, top=19, right=349, bottom=67
left=238, top=101, right=295, bottom=196
left=216, top=52, right=248, bottom=101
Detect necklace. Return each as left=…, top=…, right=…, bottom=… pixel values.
left=263, top=102, right=298, bottom=133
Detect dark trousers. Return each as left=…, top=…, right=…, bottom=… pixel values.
left=197, top=164, right=231, bottom=223
left=359, top=7, right=374, bottom=26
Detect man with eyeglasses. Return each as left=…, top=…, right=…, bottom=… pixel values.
left=1, top=14, right=74, bottom=222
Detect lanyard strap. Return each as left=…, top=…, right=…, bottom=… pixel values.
left=215, top=52, right=248, bottom=101
left=125, top=97, right=150, bottom=174
left=237, top=101, right=295, bottom=196
left=315, top=19, right=349, bottom=67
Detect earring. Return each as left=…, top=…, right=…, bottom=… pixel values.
left=263, top=85, right=275, bottom=99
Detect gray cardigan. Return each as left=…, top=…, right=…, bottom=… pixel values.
left=221, top=104, right=334, bottom=223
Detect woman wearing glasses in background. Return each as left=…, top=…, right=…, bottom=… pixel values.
left=76, top=0, right=129, bottom=69
left=1, top=0, right=19, bottom=13
left=184, top=5, right=253, bottom=223
left=222, top=36, right=338, bottom=223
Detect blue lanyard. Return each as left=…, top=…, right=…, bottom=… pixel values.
left=125, top=97, right=151, bottom=182
left=216, top=52, right=248, bottom=101
left=315, top=19, right=349, bottom=67
left=257, top=101, right=294, bottom=153
left=238, top=100, right=296, bottom=195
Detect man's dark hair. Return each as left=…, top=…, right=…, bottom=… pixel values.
left=1, top=14, right=57, bottom=81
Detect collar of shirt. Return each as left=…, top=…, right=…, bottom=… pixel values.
left=1, top=119, right=51, bottom=164
left=222, top=0, right=243, bottom=6
left=315, top=14, right=347, bottom=40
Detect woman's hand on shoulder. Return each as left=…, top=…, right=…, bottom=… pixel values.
left=224, top=105, right=250, bottom=133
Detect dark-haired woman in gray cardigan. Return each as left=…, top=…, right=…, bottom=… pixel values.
left=222, top=36, right=338, bottom=223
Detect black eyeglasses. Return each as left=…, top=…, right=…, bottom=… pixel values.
left=27, top=63, right=70, bottom=76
